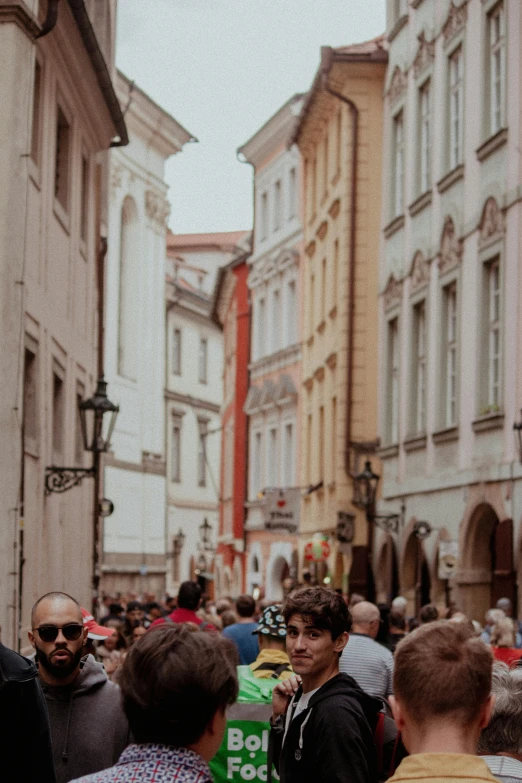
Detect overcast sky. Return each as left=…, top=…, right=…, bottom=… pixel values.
left=116, top=1, right=386, bottom=235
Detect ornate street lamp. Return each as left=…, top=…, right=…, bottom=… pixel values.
left=45, top=376, right=119, bottom=494
left=174, top=528, right=186, bottom=551
left=514, top=409, right=522, bottom=463
left=199, top=517, right=213, bottom=552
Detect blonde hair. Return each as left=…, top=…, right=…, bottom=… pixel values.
left=491, top=617, right=515, bottom=648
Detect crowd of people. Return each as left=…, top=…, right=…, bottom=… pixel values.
left=3, top=583, right=522, bottom=783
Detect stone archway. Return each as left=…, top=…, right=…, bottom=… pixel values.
left=375, top=534, right=399, bottom=606
left=266, top=556, right=290, bottom=601
left=400, top=531, right=430, bottom=616
left=458, top=503, right=514, bottom=621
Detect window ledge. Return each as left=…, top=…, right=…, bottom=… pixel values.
left=403, top=433, right=427, bottom=453
left=384, top=214, right=405, bottom=239
left=411, top=0, right=424, bottom=7
left=53, top=199, right=70, bottom=235
left=317, top=320, right=326, bottom=335
left=378, top=443, right=399, bottom=459
left=432, top=426, right=459, bottom=444
left=472, top=411, right=504, bottom=433
left=476, top=127, right=508, bottom=163
left=388, top=14, right=408, bottom=43
left=409, top=190, right=432, bottom=218
left=437, top=164, right=465, bottom=194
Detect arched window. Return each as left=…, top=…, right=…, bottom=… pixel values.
left=118, top=196, right=139, bottom=379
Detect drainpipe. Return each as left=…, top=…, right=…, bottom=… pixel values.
left=320, top=76, right=359, bottom=477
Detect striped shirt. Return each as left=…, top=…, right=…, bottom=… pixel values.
left=339, top=632, right=394, bottom=700
left=482, top=755, right=522, bottom=783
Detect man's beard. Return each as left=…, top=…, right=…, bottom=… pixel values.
left=36, top=644, right=83, bottom=679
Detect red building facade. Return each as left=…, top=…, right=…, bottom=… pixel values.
left=212, top=243, right=251, bottom=596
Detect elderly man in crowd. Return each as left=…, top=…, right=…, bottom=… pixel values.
left=339, top=600, right=394, bottom=700
left=478, top=663, right=522, bottom=783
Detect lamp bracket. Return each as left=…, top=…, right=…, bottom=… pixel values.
left=45, top=466, right=96, bottom=495
left=372, top=514, right=400, bottom=534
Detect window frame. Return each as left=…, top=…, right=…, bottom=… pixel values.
left=198, top=336, right=208, bottom=384
left=392, top=109, right=405, bottom=218
left=448, top=44, right=464, bottom=171
left=172, top=327, right=182, bottom=376
left=171, top=413, right=183, bottom=483
left=487, top=1, right=506, bottom=137
left=418, top=78, right=432, bottom=194
left=411, top=298, right=428, bottom=435
left=439, top=278, right=460, bottom=430
left=53, top=98, right=73, bottom=222
left=386, top=315, right=401, bottom=445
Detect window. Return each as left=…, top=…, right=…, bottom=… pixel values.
left=323, top=134, right=329, bottom=196
left=52, top=368, right=65, bottom=457
left=198, top=338, right=208, bottom=384
left=30, top=60, right=41, bottom=165
left=257, top=297, right=266, bottom=359
left=319, top=406, right=325, bottom=479
left=412, top=301, right=427, bottom=433
left=449, top=47, right=463, bottom=169
left=283, top=422, right=294, bottom=486
left=172, top=537, right=181, bottom=583
left=23, top=345, right=38, bottom=447
left=271, top=289, right=281, bottom=354
left=485, top=259, right=501, bottom=409
left=320, top=258, right=327, bottom=323
left=80, top=155, right=89, bottom=244
left=394, top=0, right=407, bottom=21
left=289, top=167, right=297, bottom=219
left=261, top=192, right=268, bottom=240
left=488, top=3, right=506, bottom=135
left=118, top=197, right=138, bottom=380
left=442, top=282, right=458, bottom=427
left=171, top=416, right=182, bottom=482
left=306, top=413, right=312, bottom=484
left=419, top=80, right=431, bottom=193
left=267, top=427, right=277, bottom=487
left=336, top=110, right=342, bottom=172
left=75, top=382, right=85, bottom=465
left=54, top=106, right=70, bottom=211
left=197, top=419, right=208, bottom=487
left=392, top=111, right=404, bottom=217
left=332, top=239, right=339, bottom=313
left=274, top=180, right=281, bottom=231
left=286, top=279, right=297, bottom=346
left=387, top=318, right=399, bottom=443
left=251, top=431, right=263, bottom=497
left=173, top=328, right=182, bottom=375
left=311, top=157, right=317, bottom=215
left=331, top=397, right=337, bottom=483
left=309, top=274, right=315, bottom=334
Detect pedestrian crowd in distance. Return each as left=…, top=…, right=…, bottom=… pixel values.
left=3, top=583, right=522, bottom=783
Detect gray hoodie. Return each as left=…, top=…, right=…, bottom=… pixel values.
left=41, top=654, right=130, bottom=783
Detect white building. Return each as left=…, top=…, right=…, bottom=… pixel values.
left=237, top=95, right=304, bottom=601
left=102, top=73, right=194, bottom=598
left=165, top=232, right=248, bottom=597
left=378, top=0, right=522, bottom=621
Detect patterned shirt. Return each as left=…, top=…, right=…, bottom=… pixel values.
left=339, top=632, right=394, bottom=700
left=70, top=744, right=212, bottom=783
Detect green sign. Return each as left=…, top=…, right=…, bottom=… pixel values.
left=210, top=719, right=279, bottom=782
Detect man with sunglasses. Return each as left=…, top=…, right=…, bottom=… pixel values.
left=29, top=592, right=130, bottom=783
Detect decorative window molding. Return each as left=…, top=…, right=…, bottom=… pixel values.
left=479, top=196, right=505, bottom=250
left=438, top=216, right=463, bottom=275
left=409, top=190, right=432, bottom=218
left=403, top=433, right=428, bottom=452
left=413, top=32, right=436, bottom=80
left=437, top=164, right=465, bottom=194
left=145, top=190, right=170, bottom=228
left=472, top=412, right=504, bottom=433
left=388, top=66, right=408, bottom=106
left=410, top=251, right=430, bottom=294
left=388, top=14, right=408, bottom=44
left=443, top=1, right=468, bottom=48
left=384, top=214, right=405, bottom=239
left=476, top=127, right=508, bottom=162
left=432, top=425, right=459, bottom=444
left=383, top=275, right=403, bottom=312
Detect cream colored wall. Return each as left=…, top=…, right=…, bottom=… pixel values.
left=298, top=62, right=386, bottom=585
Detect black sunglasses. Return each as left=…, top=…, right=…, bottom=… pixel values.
left=34, top=624, right=84, bottom=643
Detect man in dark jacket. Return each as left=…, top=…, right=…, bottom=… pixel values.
left=29, top=592, right=130, bottom=783
left=270, top=587, right=381, bottom=783
left=0, top=640, right=56, bottom=782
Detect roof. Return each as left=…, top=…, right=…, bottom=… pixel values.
left=292, top=37, right=387, bottom=147
left=167, top=230, right=250, bottom=254
left=237, top=93, right=305, bottom=166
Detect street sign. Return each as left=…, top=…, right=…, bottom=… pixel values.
left=264, top=488, right=300, bottom=533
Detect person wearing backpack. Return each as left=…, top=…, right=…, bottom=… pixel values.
left=269, top=587, right=383, bottom=783
left=250, top=605, right=293, bottom=680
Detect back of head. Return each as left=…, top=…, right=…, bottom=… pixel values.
left=283, top=587, right=351, bottom=639
left=491, top=617, right=515, bottom=647
left=394, top=621, right=492, bottom=726
left=349, top=592, right=365, bottom=607
left=216, top=598, right=232, bottom=616
left=478, top=663, right=522, bottom=755
left=486, top=608, right=505, bottom=625
left=120, top=625, right=238, bottom=745
left=389, top=612, right=406, bottom=632
left=236, top=595, right=255, bottom=619
left=177, top=581, right=202, bottom=611
left=419, top=604, right=439, bottom=624
left=496, top=597, right=512, bottom=615
left=351, top=600, right=381, bottom=628
left=391, top=596, right=408, bottom=616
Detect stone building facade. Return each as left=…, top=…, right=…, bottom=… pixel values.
left=102, top=73, right=193, bottom=598
left=0, top=0, right=127, bottom=648
left=378, top=0, right=522, bottom=621
left=238, top=95, right=304, bottom=602
left=294, top=42, right=387, bottom=595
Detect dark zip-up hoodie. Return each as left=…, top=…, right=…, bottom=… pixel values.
left=41, top=654, right=130, bottom=783
left=271, top=672, right=382, bottom=783
left=0, top=642, right=56, bottom=783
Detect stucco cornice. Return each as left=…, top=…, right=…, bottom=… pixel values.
left=0, top=2, right=40, bottom=38
left=238, top=93, right=304, bottom=167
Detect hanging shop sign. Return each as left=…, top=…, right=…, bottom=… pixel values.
left=438, top=540, right=459, bottom=580
left=264, top=488, right=300, bottom=533
left=304, top=537, right=330, bottom=563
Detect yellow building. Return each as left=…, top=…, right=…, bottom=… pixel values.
left=294, top=40, right=387, bottom=597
